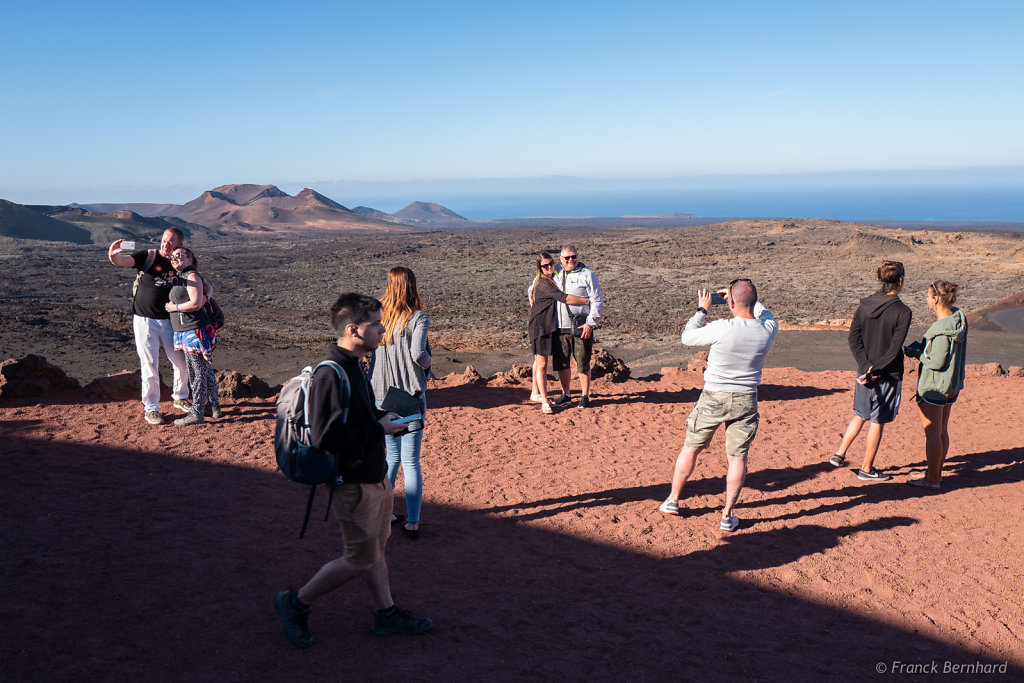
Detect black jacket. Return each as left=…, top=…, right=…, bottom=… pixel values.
left=848, top=292, right=913, bottom=382
left=307, top=344, right=387, bottom=484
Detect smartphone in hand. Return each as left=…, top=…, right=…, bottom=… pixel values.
left=710, top=292, right=727, bottom=305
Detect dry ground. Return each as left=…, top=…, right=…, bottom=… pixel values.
left=2, top=367, right=1023, bottom=680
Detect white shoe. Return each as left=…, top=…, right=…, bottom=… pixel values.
left=541, top=402, right=553, bottom=414
left=530, top=393, right=544, bottom=403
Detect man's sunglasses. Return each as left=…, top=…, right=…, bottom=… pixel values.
left=561, top=255, right=578, bottom=260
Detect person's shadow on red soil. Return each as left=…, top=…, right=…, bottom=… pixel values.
left=3, top=432, right=1019, bottom=681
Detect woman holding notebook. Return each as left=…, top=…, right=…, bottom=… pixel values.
left=371, top=267, right=432, bottom=540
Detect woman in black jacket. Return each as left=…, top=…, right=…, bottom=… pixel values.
left=528, top=253, right=588, bottom=414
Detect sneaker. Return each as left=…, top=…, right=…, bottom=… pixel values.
left=173, top=412, right=205, bottom=427
left=856, top=468, right=892, bottom=482
left=371, top=606, right=433, bottom=636
left=273, top=590, right=313, bottom=648
left=577, top=395, right=591, bottom=409
left=172, top=398, right=192, bottom=413
left=550, top=393, right=572, bottom=408
left=144, top=410, right=165, bottom=425
left=541, top=402, right=553, bottom=414
left=828, top=454, right=846, bottom=467
left=719, top=514, right=740, bottom=532
left=659, top=498, right=681, bottom=515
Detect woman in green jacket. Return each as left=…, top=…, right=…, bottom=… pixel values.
left=903, top=280, right=968, bottom=489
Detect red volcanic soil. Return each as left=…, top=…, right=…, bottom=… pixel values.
left=2, top=368, right=1022, bottom=680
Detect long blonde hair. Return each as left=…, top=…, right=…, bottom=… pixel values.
left=381, top=266, right=422, bottom=344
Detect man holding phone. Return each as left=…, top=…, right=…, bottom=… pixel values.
left=658, top=279, right=778, bottom=532
left=107, top=228, right=190, bottom=425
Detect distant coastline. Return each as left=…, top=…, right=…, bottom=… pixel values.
left=364, top=185, right=1024, bottom=223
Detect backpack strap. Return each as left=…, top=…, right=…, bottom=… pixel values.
left=304, top=360, right=350, bottom=431
left=296, top=361, right=349, bottom=539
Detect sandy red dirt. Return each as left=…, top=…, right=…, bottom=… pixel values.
left=2, top=367, right=1022, bottom=680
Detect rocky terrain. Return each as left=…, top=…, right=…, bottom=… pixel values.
left=1, top=219, right=1023, bottom=387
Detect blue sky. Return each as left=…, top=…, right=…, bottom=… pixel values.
left=2, top=0, right=1023, bottom=205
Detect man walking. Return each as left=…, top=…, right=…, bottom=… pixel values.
left=550, top=245, right=604, bottom=408
left=274, top=293, right=432, bottom=648
left=108, top=228, right=190, bottom=425
left=828, top=260, right=912, bottom=481
left=659, top=280, right=779, bottom=531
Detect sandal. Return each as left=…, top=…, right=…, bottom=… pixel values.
left=541, top=402, right=553, bottom=414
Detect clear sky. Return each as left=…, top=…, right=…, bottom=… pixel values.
left=2, top=0, right=1023, bottom=204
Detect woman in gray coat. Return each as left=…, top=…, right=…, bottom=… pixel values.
left=371, top=267, right=431, bottom=540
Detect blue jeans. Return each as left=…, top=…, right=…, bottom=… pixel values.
left=376, top=401, right=425, bottom=525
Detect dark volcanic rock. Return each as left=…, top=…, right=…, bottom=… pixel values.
left=590, top=348, right=630, bottom=382
left=216, top=370, right=273, bottom=398
left=0, top=355, right=81, bottom=398
left=83, top=370, right=148, bottom=400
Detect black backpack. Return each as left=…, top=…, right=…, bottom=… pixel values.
left=274, top=361, right=350, bottom=538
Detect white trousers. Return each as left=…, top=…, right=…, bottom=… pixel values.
left=133, top=315, right=188, bottom=412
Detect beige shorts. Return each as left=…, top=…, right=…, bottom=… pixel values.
left=684, top=390, right=759, bottom=458
left=330, top=478, right=394, bottom=566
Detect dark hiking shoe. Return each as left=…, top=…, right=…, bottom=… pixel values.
left=371, top=606, right=432, bottom=636
left=204, top=406, right=223, bottom=419
left=173, top=412, right=204, bottom=427
left=856, top=468, right=892, bottom=482
left=550, top=393, right=572, bottom=408
left=144, top=411, right=165, bottom=425
left=274, top=590, right=313, bottom=648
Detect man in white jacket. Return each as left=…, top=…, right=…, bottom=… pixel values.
left=549, top=245, right=605, bottom=409
left=658, top=279, right=778, bottom=531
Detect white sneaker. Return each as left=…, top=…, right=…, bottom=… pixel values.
left=541, top=402, right=553, bottom=414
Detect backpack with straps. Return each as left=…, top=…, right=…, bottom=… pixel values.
left=274, top=361, right=351, bottom=538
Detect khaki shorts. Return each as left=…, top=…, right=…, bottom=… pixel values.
left=684, top=390, right=759, bottom=458
left=330, top=478, right=393, bottom=566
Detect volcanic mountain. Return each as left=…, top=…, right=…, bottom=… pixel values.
left=351, top=201, right=468, bottom=227
left=169, top=184, right=399, bottom=233
left=0, top=199, right=92, bottom=243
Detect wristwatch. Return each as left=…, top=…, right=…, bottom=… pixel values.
left=696, top=307, right=707, bottom=315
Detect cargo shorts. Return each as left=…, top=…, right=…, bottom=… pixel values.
left=330, top=478, right=393, bottom=566
left=683, top=389, right=760, bottom=458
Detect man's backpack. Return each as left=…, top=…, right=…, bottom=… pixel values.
left=274, top=361, right=350, bottom=538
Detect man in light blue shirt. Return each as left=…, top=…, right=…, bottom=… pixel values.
left=658, top=279, right=778, bottom=532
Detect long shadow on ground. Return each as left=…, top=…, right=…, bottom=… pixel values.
left=1, top=433, right=1018, bottom=681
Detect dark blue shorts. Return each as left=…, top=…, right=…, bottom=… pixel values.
left=853, top=377, right=902, bottom=424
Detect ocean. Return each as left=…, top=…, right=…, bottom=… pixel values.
left=370, top=185, right=1024, bottom=223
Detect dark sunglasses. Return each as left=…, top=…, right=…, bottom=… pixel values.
left=561, top=254, right=578, bottom=260
left=170, top=253, right=188, bottom=260
left=540, top=262, right=554, bottom=268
